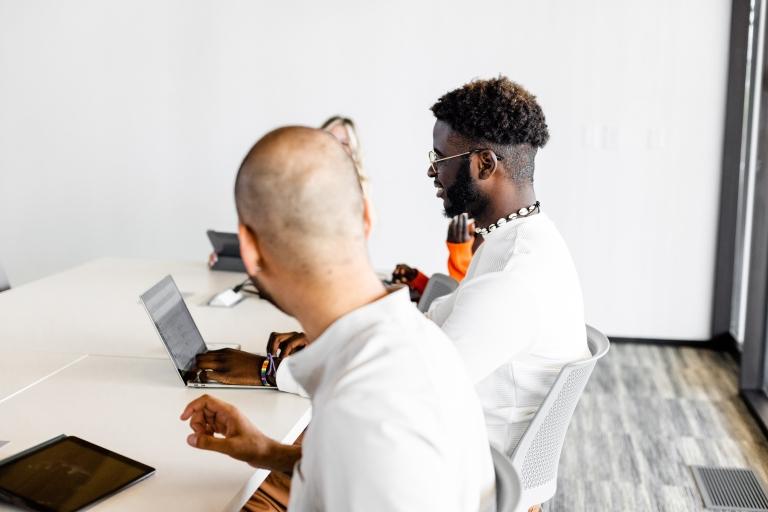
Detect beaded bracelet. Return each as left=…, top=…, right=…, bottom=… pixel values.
left=260, top=353, right=277, bottom=387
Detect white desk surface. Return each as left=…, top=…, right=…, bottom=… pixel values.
left=0, top=258, right=301, bottom=358
left=0, top=258, right=311, bottom=511
left=0, top=351, right=86, bottom=403
left=0, top=355, right=311, bottom=511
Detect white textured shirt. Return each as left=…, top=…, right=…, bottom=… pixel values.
left=427, top=213, right=589, bottom=456
left=285, top=287, right=495, bottom=512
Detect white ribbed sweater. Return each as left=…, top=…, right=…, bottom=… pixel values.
left=427, top=213, right=589, bottom=456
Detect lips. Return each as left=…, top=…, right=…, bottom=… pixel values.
left=434, top=181, right=444, bottom=198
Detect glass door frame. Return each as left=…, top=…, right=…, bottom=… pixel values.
left=714, top=0, right=768, bottom=433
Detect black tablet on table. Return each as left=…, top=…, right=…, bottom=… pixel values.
left=0, top=435, right=155, bottom=512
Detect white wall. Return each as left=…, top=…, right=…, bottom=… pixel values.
left=0, top=0, right=730, bottom=340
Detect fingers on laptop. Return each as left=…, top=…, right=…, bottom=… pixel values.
left=196, top=351, right=227, bottom=370
left=198, top=369, right=222, bottom=384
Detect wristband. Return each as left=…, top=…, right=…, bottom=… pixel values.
left=260, top=353, right=277, bottom=387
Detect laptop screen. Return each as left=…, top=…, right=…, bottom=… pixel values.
left=140, top=275, right=206, bottom=374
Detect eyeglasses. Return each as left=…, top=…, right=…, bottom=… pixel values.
left=428, top=149, right=503, bottom=174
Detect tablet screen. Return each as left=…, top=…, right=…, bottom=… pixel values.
left=0, top=436, right=155, bottom=512
left=206, top=230, right=241, bottom=257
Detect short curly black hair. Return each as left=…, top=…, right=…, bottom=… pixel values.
left=431, top=76, right=549, bottom=147
left=431, top=77, right=549, bottom=182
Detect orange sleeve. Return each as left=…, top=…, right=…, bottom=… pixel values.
left=446, top=240, right=473, bottom=281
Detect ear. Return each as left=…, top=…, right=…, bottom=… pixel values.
left=238, top=223, right=263, bottom=275
left=475, top=149, right=499, bottom=180
left=362, top=191, right=374, bottom=240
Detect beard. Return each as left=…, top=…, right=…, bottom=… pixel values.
left=443, top=158, right=489, bottom=218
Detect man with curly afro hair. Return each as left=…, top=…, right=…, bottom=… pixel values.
left=429, top=76, right=549, bottom=222
left=400, top=77, right=589, bottom=510
left=392, top=76, right=553, bottom=291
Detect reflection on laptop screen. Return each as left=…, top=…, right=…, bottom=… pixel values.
left=140, top=276, right=206, bottom=373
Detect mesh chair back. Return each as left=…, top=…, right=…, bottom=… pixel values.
left=417, top=273, right=458, bottom=312
left=508, top=325, right=610, bottom=510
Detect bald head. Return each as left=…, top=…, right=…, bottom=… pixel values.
left=235, top=126, right=366, bottom=273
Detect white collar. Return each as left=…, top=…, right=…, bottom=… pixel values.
left=286, top=286, right=412, bottom=396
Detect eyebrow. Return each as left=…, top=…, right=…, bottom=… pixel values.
left=433, top=147, right=446, bottom=157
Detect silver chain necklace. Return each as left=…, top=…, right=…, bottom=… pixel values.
left=474, top=201, right=541, bottom=237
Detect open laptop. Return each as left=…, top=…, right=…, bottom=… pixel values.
left=139, top=275, right=268, bottom=389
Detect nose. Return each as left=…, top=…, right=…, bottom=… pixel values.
left=427, top=164, right=437, bottom=179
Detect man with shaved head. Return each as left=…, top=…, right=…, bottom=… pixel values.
left=181, top=127, right=495, bottom=512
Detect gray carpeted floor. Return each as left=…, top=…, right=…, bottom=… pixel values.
left=547, top=343, right=768, bottom=511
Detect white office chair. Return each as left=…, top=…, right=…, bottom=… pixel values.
left=508, top=324, right=610, bottom=511
left=417, top=273, right=458, bottom=312
left=492, top=445, right=523, bottom=511
left=0, top=262, right=9, bottom=293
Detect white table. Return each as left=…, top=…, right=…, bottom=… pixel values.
left=0, top=355, right=311, bottom=511
left=0, top=258, right=302, bottom=359
left=0, top=258, right=311, bottom=511
left=0, top=351, right=86, bottom=403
